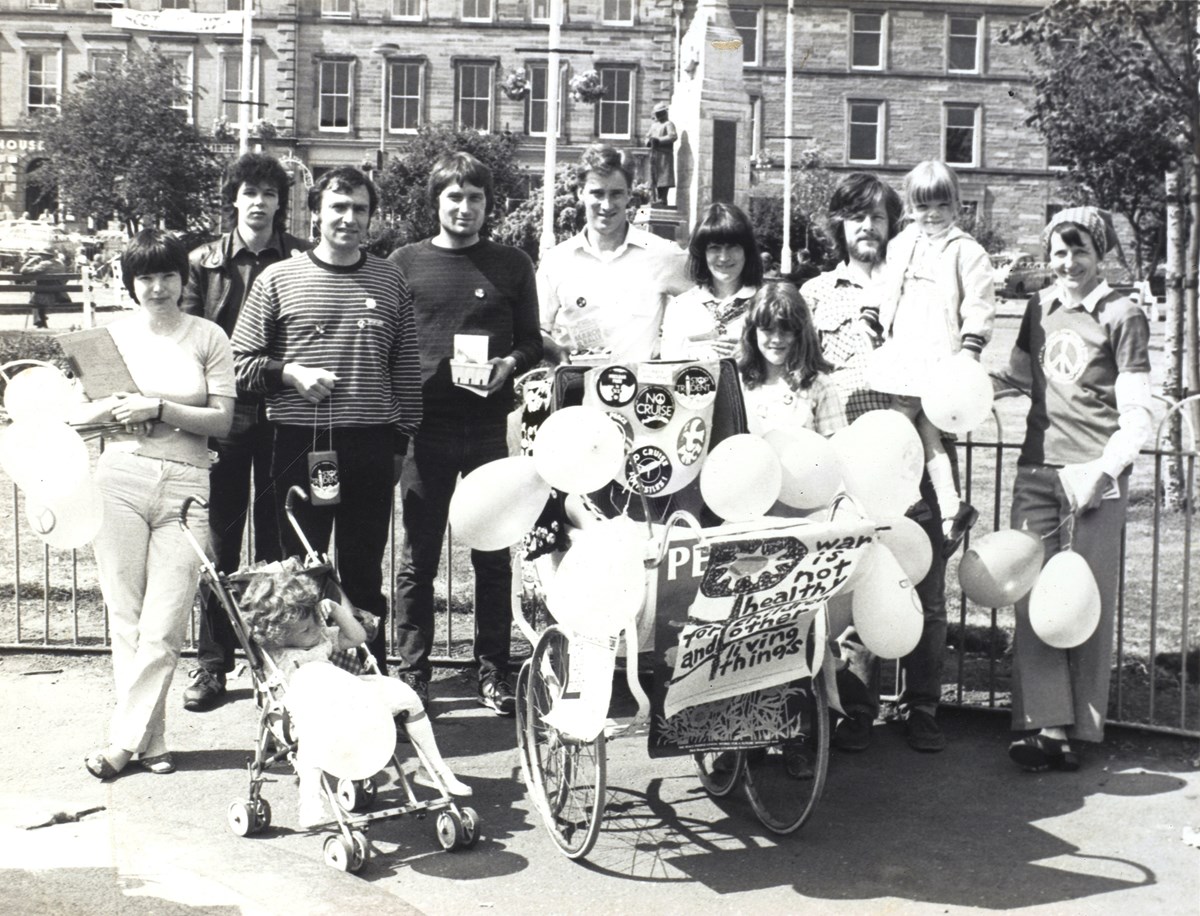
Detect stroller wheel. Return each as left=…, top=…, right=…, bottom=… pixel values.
left=335, top=776, right=376, bottom=813
left=324, top=832, right=370, bottom=873
left=227, top=800, right=256, bottom=837
left=458, top=806, right=482, bottom=849
left=435, top=809, right=465, bottom=851
left=253, top=797, right=272, bottom=832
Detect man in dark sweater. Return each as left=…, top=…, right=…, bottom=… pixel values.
left=390, top=152, right=542, bottom=715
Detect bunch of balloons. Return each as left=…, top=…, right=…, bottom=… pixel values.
left=958, top=528, right=1100, bottom=649
left=0, top=364, right=102, bottom=549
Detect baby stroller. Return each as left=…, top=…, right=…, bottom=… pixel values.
left=179, top=485, right=481, bottom=873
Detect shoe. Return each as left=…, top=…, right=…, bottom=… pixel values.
left=783, top=741, right=815, bottom=780
left=183, top=668, right=226, bottom=712
left=84, top=752, right=122, bottom=780
left=297, top=795, right=328, bottom=830
left=478, top=676, right=516, bottom=717
left=833, top=711, right=874, bottom=753
left=1008, top=734, right=1080, bottom=772
left=136, top=752, right=175, bottom=775
left=905, top=709, right=947, bottom=753
left=942, top=502, right=980, bottom=559
left=399, top=672, right=430, bottom=713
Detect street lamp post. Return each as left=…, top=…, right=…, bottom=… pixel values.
left=540, top=0, right=563, bottom=254
left=372, top=42, right=400, bottom=172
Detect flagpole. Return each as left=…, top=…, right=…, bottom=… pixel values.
left=238, top=0, right=253, bottom=154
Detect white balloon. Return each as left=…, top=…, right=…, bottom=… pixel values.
left=287, top=663, right=396, bottom=781
left=25, top=477, right=104, bottom=549
left=532, top=405, right=625, bottom=494
left=832, top=410, right=923, bottom=519
left=876, top=515, right=933, bottom=585
left=699, top=434, right=782, bottom=521
left=1028, top=549, right=1101, bottom=649
left=958, top=528, right=1044, bottom=607
left=546, top=516, right=646, bottom=639
left=921, top=355, right=994, bottom=435
left=763, top=427, right=842, bottom=510
left=449, top=456, right=551, bottom=552
left=0, top=421, right=90, bottom=499
left=3, top=366, right=76, bottom=425
left=850, top=543, right=924, bottom=659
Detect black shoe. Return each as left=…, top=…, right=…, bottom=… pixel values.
left=905, top=709, right=946, bottom=753
left=1008, top=733, right=1080, bottom=772
left=833, top=711, right=873, bottom=752
left=783, top=741, right=815, bottom=780
left=182, top=668, right=225, bottom=712
left=478, top=676, right=516, bottom=717
left=942, top=502, right=980, bottom=559
left=399, top=673, right=430, bottom=714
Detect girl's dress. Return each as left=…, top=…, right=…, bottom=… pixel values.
left=743, top=372, right=847, bottom=439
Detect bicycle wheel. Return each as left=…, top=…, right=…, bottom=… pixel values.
left=740, top=675, right=830, bottom=835
left=514, top=659, right=535, bottom=791
left=524, top=625, right=607, bottom=860
left=693, top=750, right=744, bottom=798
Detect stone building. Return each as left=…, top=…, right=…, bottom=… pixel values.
left=0, top=0, right=1060, bottom=252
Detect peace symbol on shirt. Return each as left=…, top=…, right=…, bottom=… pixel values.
left=1041, top=328, right=1088, bottom=383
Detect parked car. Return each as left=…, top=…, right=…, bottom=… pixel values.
left=992, top=252, right=1054, bottom=298
left=0, top=219, right=74, bottom=272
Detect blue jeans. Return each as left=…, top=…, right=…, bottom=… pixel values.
left=93, top=451, right=209, bottom=752
left=394, top=420, right=511, bottom=683
left=197, top=401, right=281, bottom=674
left=837, top=445, right=955, bottom=718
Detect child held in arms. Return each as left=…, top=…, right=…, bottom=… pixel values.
left=241, top=563, right=470, bottom=827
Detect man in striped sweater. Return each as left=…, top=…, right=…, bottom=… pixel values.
left=232, top=167, right=422, bottom=673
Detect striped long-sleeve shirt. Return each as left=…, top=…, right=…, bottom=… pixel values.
left=231, top=251, right=422, bottom=451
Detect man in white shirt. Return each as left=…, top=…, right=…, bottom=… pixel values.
left=538, top=145, right=689, bottom=364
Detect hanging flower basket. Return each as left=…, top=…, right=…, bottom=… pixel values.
left=569, top=70, right=606, bottom=104
left=500, top=67, right=530, bottom=101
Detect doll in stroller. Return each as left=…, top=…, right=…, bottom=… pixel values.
left=180, top=488, right=481, bottom=872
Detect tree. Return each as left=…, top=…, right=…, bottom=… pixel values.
left=31, top=50, right=223, bottom=237
left=371, top=124, right=529, bottom=254
left=1001, top=0, right=1200, bottom=509
left=749, top=148, right=839, bottom=270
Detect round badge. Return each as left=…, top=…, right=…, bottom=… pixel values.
left=624, top=445, right=673, bottom=496
left=676, top=416, right=708, bottom=467
left=634, top=385, right=675, bottom=430
left=595, top=365, right=637, bottom=407
left=674, top=365, right=717, bottom=410
left=605, top=411, right=635, bottom=454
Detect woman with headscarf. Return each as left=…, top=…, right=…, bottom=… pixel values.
left=996, top=207, right=1152, bottom=773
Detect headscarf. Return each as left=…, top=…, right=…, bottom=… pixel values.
left=1041, top=206, right=1120, bottom=259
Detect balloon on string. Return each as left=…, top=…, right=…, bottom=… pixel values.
left=850, top=542, right=923, bottom=659
left=921, top=355, right=995, bottom=435
left=764, top=428, right=842, bottom=510
left=546, top=515, right=646, bottom=639
left=831, top=410, right=923, bottom=519
left=449, top=456, right=551, bottom=552
left=532, top=405, right=625, bottom=494
left=3, top=366, right=76, bottom=425
left=958, top=528, right=1045, bottom=607
left=1027, top=549, right=1101, bottom=649
left=25, top=477, right=104, bottom=549
left=699, top=434, right=782, bottom=521
left=876, top=515, right=933, bottom=585
left=0, top=421, right=90, bottom=499
left=286, top=663, right=395, bottom=780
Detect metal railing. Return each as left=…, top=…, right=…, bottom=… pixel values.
left=2, top=407, right=1196, bottom=737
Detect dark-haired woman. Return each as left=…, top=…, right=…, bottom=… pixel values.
left=660, top=202, right=764, bottom=360
left=76, top=229, right=235, bottom=779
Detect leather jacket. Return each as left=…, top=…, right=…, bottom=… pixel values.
left=181, top=229, right=309, bottom=331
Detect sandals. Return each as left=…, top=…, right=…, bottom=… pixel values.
left=1008, top=734, right=1080, bottom=772
left=136, top=753, right=176, bottom=775
left=84, top=752, right=123, bottom=780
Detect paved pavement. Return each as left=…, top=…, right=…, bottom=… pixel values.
left=0, top=651, right=1196, bottom=915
